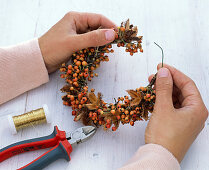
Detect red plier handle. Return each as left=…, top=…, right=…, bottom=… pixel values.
left=0, top=126, right=72, bottom=170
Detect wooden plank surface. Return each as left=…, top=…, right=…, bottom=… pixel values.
left=0, top=0, right=209, bottom=169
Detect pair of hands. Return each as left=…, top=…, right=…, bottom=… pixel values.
left=38, top=12, right=208, bottom=163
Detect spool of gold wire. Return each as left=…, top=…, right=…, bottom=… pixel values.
left=7, top=104, right=51, bottom=134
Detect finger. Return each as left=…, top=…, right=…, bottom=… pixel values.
left=148, top=74, right=155, bottom=83
left=66, top=12, right=117, bottom=33
left=70, top=29, right=115, bottom=50
left=155, top=68, right=174, bottom=110
left=157, top=63, right=200, bottom=100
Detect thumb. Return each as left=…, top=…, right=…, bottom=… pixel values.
left=72, top=29, right=115, bottom=50
left=155, top=68, right=173, bottom=109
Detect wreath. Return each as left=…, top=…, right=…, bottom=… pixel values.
left=60, top=19, right=156, bottom=131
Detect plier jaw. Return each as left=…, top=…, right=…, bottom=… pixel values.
left=66, top=126, right=96, bottom=148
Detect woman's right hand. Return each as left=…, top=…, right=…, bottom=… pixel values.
left=145, top=64, right=208, bottom=162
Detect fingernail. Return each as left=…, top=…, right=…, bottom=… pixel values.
left=158, top=68, right=169, bottom=78
left=105, top=30, right=115, bottom=41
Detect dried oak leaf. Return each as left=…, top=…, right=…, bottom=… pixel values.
left=141, top=105, right=149, bottom=121
left=60, top=85, right=71, bottom=92
left=81, top=107, right=92, bottom=125
left=125, top=19, right=130, bottom=30
left=85, top=92, right=102, bottom=110
left=131, top=26, right=138, bottom=37
left=126, top=90, right=142, bottom=106
left=74, top=113, right=83, bottom=121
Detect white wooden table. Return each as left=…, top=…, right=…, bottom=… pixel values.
left=1, top=0, right=209, bottom=169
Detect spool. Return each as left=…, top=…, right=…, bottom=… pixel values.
left=7, top=104, right=51, bottom=134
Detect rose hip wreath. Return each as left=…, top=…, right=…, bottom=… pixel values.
left=60, top=19, right=156, bottom=131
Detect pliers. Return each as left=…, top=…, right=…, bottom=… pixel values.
left=0, top=126, right=96, bottom=170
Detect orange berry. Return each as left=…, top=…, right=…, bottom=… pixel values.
left=99, top=120, right=102, bottom=125
left=112, top=127, right=117, bottom=131
left=82, top=97, right=87, bottom=102
left=130, top=111, right=135, bottom=115
left=91, top=66, right=95, bottom=71
left=82, top=61, right=88, bottom=66
left=73, top=82, right=79, bottom=87
left=75, top=61, right=81, bottom=66
left=110, top=110, right=115, bottom=115
left=74, top=66, right=78, bottom=70
left=73, top=73, right=77, bottom=77
left=72, top=111, right=76, bottom=116
left=71, top=101, right=75, bottom=105
left=121, top=115, right=125, bottom=119
left=89, top=112, right=93, bottom=117
left=75, top=100, right=79, bottom=105
left=78, top=93, right=82, bottom=100
left=146, top=94, right=151, bottom=98
left=84, top=68, right=88, bottom=72
left=73, top=77, right=78, bottom=82
left=60, top=74, right=65, bottom=78
left=84, top=72, right=89, bottom=78
left=79, top=72, right=84, bottom=77
left=105, top=57, right=109, bottom=62
left=90, top=48, right=95, bottom=52
left=120, top=27, right=125, bottom=32
left=70, top=95, right=74, bottom=101
left=93, top=112, right=97, bottom=117
left=67, top=70, right=72, bottom=74
left=124, top=99, right=129, bottom=104
left=75, top=69, right=80, bottom=73
left=130, top=121, right=134, bottom=126
left=125, top=110, right=129, bottom=115
left=106, top=124, right=111, bottom=129
left=151, top=95, right=155, bottom=99
left=68, top=65, right=72, bottom=69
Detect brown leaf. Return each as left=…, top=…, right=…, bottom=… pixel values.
left=127, top=90, right=142, bottom=106
left=125, top=19, right=130, bottom=30
left=130, top=98, right=142, bottom=106
left=60, top=85, right=71, bottom=92
left=96, top=92, right=102, bottom=106
left=141, top=105, right=149, bottom=120
left=85, top=104, right=97, bottom=110
left=131, top=26, right=138, bottom=37
left=88, top=92, right=97, bottom=104
left=74, top=113, right=83, bottom=121
left=126, top=90, right=139, bottom=98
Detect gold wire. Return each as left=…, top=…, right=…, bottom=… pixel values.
left=12, top=108, right=47, bottom=131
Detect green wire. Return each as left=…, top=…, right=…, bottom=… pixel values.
left=154, top=42, right=164, bottom=67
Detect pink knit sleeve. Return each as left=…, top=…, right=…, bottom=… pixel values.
left=0, top=39, right=49, bottom=104
left=119, top=144, right=180, bottom=170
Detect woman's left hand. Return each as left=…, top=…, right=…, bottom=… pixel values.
left=39, top=12, right=117, bottom=73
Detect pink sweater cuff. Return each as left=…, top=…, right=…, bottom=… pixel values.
left=0, top=39, right=49, bottom=104
left=119, top=144, right=180, bottom=170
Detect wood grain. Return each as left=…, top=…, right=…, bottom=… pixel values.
left=0, top=0, right=209, bottom=169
